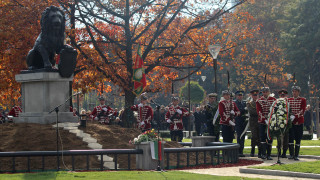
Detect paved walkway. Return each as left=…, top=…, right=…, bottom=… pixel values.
left=180, top=157, right=318, bottom=180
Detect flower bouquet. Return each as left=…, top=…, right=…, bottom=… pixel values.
left=130, top=129, right=161, bottom=144
left=267, top=98, right=291, bottom=140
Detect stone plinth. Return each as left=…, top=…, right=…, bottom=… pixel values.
left=15, top=72, right=77, bottom=124
left=191, top=136, right=216, bottom=147
left=135, top=141, right=165, bottom=170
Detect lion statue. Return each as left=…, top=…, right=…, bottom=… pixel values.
left=27, top=6, right=72, bottom=70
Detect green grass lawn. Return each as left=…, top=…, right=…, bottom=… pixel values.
left=251, top=160, right=320, bottom=174
left=166, top=138, right=320, bottom=155
left=166, top=138, right=320, bottom=146
left=0, top=171, right=268, bottom=180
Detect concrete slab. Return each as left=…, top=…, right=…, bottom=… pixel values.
left=103, top=161, right=119, bottom=169
left=88, top=143, right=102, bottom=149
left=83, top=137, right=97, bottom=143
left=97, top=155, right=113, bottom=162
left=63, top=126, right=78, bottom=130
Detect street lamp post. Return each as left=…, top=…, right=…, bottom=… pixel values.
left=208, top=44, right=221, bottom=93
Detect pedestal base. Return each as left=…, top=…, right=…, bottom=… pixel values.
left=15, top=72, right=77, bottom=124
left=15, top=112, right=77, bottom=124
left=135, top=142, right=165, bottom=170
left=191, top=136, right=216, bottom=147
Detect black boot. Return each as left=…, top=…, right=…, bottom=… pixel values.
left=294, top=144, right=300, bottom=161
left=288, top=144, right=294, bottom=159
left=261, top=143, right=266, bottom=159
left=281, top=148, right=287, bottom=158
left=250, top=147, right=255, bottom=157
left=267, top=144, right=273, bottom=160
left=258, top=146, right=262, bottom=158
left=239, top=148, right=245, bottom=157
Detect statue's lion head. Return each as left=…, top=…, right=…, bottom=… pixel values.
left=40, top=6, right=65, bottom=37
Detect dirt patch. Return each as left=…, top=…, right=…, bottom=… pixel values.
left=0, top=122, right=261, bottom=172
left=0, top=123, right=100, bottom=171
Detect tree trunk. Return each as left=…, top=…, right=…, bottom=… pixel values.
left=121, top=89, right=136, bottom=128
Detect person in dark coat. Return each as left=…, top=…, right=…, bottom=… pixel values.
left=247, top=89, right=261, bottom=157
left=234, top=90, right=247, bottom=157
left=277, top=89, right=290, bottom=158
left=205, top=93, right=220, bottom=141
left=304, top=105, right=312, bottom=134
left=194, top=107, right=204, bottom=136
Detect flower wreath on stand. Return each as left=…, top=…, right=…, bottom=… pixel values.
left=267, top=98, right=292, bottom=140
left=130, top=129, right=161, bottom=144
left=130, top=129, right=164, bottom=160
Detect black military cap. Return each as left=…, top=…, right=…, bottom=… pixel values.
left=235, top=90, right=245, bottom=96
left=250, top=89, right=259, bottom=95
left=278, top=89, right=288, bottom=95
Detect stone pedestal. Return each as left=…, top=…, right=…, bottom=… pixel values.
left=135, top=141, right=165, bottom=170
left=191, top=136, right=216, bottom=147
left=15, top=72, right=77, bottom=124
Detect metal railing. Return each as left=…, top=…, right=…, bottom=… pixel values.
left=0, top=142, right=239, bottom=172
left=164, top=142, right=239, bottom=169
left=0, top=149, right=142, bottom=172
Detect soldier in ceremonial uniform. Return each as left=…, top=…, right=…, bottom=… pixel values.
left=247, top=90, right=261, bottom=157
left=165, top=97, right=189, bottom=142
left=219, top=90, right=240, bottom=143
left=277, top=89, right=290, bottom=158
left=90, top=96, right=114, bottom=124
left=8, top=97, right=22, bottom=117
left=131, top=93, right=153, bottom=132
left=234, top=90, right=247, bottom=157
left=205, top=93, right=220, bottom=141
left=256, top=87, right=276, bottom=160
left=288, top=86, right=306, bottom=160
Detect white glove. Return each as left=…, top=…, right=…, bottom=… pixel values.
left=230, top=110, right=235, bottom=115
left=176, top=109, right=182, bottom=114
left=102, top=108, right=108, bottom=111
left=167, top=119, right=172, bottom=123
left=138, top=103, right=143, bottom=108
left=290, top=115, right=295, bottom=121
left=139, top=121, right=145, bottom=126
left=94, top=117, right=99, bottom=121
left=229, top=121, right=235, bottom=126
left=265, top=120, right=268, bottom=125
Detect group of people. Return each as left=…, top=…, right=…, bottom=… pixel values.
left=75, top=84, right=308, bottom=161
left=215, top=85, right=306, bottom=161
left=0, top=98, right=22, bottom=123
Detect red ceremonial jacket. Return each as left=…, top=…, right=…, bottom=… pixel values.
left=218, top=100, right=240, bottom=125
left=256, top=96, right=276, bottom=124
left=165, top=105, right=189, bottom=131
left=288, top=97, right=306, bottom=125
left=90, top=105, right=113, bottom=121
left=131, top=104, right=153, bottom=131
left=8, top=106, right=22, bottom=117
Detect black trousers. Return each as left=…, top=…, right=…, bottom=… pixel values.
left=289, top=124, right=303, bottom=145
left=221, top=125, right=234, bottom=143
left=235, top=121, right=246, bottom=153
left=170, top=130, right=183, bottom=142
left=259, top=124, right=272, bottom=144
